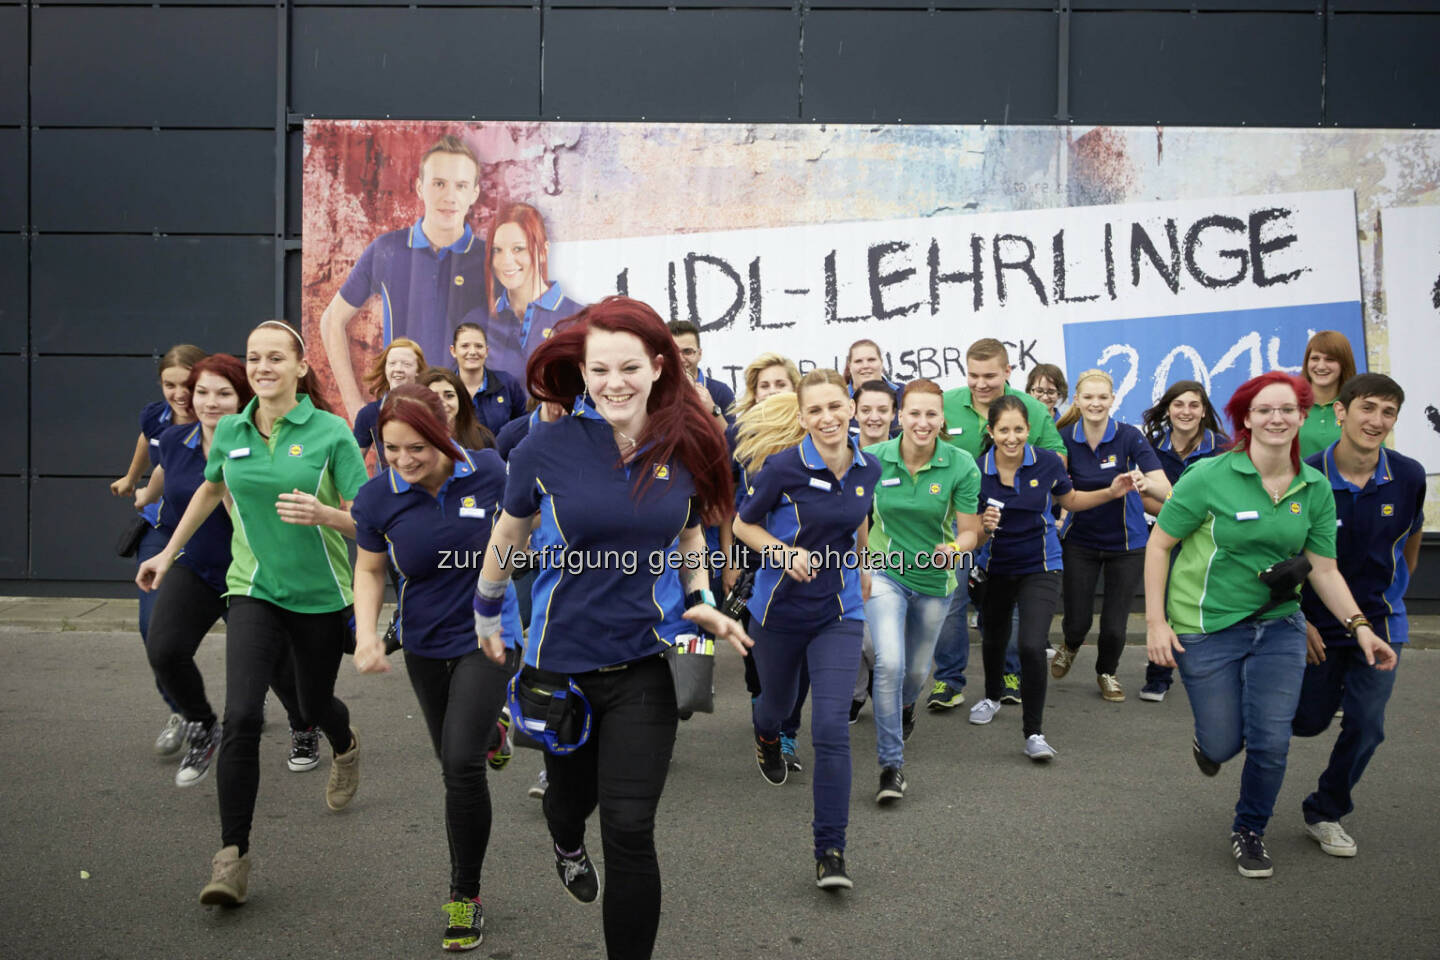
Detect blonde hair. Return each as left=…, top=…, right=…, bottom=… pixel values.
left=1055, top=368, right=1114, bottom=430
left=363, top=338, right=428, bottom=399
left=734, top=352, right=801, bottom=416
left=734, top=392, right=803, bottom=475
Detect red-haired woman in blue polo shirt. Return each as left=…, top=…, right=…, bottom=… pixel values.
left=476, top=296, right=747, bottom=960
left=483, top=201, right=584, bottom=386
left=352, top=337, right=427, bottom=471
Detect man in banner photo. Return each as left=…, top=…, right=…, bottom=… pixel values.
left=319, top=135, right=490, bottom=420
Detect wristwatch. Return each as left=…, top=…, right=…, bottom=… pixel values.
left=711, top=403, right=723, bottom=418
left=1343, top=613, right=1372, bottom=637
left=685, top=588, right=717, bottom=609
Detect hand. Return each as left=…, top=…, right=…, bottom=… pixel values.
left=1354, top=625, right=1397, bottom=671
left=354, top=637, right=391, bottom=674
left=929, top=541, right=958, bottom=569
left=111, top=477, right=136, bottom=498
left=276, top=489, right=326, bottom=526
left=1305, top=623, right=1326, bottom=665
left=539, top=401, right=565, bottom=422
left=683, top=605, right=753, bottom=656
left=479, top=631, right=507, bottom=665
left=781, top=546, right=817, bottom=584
left=721, top=566, right=740, bottom=595
left=1129, top=469, right=1149, bottom=495
left=1109, top=470, right=1139, bottom=498
left=981, top=506, right=1002, bottom=534
left=692, top=379, right=715, bottom=407
left=136, top=551, right=173, bottom=593
left=860, top=569, right=872, bottom=601
left=1146, top=620, right=1184, bottom=668
left=133, top=487, right=151, bottom=512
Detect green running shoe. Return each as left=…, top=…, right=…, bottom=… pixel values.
left=442, top=897, right=484, bottom=951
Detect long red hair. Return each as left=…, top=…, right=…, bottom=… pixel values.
left=186, top=354, right=253, bottom=408
left=525, top=296, right=733, bottom=523
left=485, top=201, right=551, bottom=311
left=1223, top=371, right=1313, bottom=471
left=378, top=384, right=460, bottom=465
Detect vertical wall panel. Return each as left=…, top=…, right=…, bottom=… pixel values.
left=1327, top=14, right=1440, bottom=127
left=0, top=6, right=26, bottom=125
left=0, top=234, right=24, bottom=353
left=0, top=479, right=26, bottom=578
left=0, top=129, right=24, bottom=231
left=0, top=356, right=27, bottom=475
left=30, top=479, right=141, bottom=580
left=32, top=357, right=164, bottom=476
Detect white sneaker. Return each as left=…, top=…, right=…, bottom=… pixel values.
left=968, top=698, right=1001, bottom=725
left=528, top=769, right=548, bottom=800
left=154, top=713, right=186, bottom=756
left=1305, top=820, right=1357, bottom=857
left=1024, top=734, right=1057, bottom=761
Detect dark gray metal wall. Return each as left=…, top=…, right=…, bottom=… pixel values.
left=6, top=1, right=1440, bottom=593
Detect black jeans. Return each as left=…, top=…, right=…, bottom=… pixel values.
left=1061, top=542, right=1145, bottom=676
left=544, top=655, right=677, bottom=960
left=217, top=597, right=354, bottom=853
left=405, top=646, right=518, bottom=901
left=144, top=564, right=306, bottom=730
left=978, top=571, right=1061, bottom=736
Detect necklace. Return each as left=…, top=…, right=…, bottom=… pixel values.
left=1261, top=479, right=1286, bottom=505
left=614, top=427, right=636, bottom=451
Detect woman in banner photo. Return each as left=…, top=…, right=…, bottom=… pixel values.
left=350, top=385, right=521, bottom=953
left=475, top=297, right=748, bottom=960
left=968, top=395, right=1138, bottom=759
left=1026, top=363, right=1068, bottom=423
left=420, top=365, right=496, bottom=451
left=449, top=321, right=527, bottom=438
left=1136, top=379, right=1229, bottom=702
left=136, top=320, right=369, bottom=907
left=1050, top=370, right=1171, bottom=703
left=862, top=378, right=981, bottom=803
left=352, top=337, right=426, bottom=471
left=1145, top=370, right=1395, bottom=880
left=113, top=344, right=204, bottom=755
left=137, top=355, right=313, bottom=787
left=483, top=201, right=585, bottom=386
left=732, top=369, right=880, bottom=890
left=1298, top=330, right=1358, bottom=460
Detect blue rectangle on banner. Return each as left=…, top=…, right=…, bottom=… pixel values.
left=1061, top=300, right=1366, bottom=427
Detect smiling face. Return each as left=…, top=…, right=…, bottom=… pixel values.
left=1337, top=394, right=1399, bottom=456
left=160, top=364, right=194, bottom=422
left=990, top=408, right=1030, bottom=459
left=754, top=364, right=794, bottom=403
left=191, top=371, right=240, bottom=430
left=847, top=345, right=883, bottom=385
left=855, top=390, right=894, bottom=444
left=450, top=329, right=487, bottom=374
left=245, top=328, right=307, bottom=403
left=428, top=379, right=460, bottom=428
left=967, top=356, right=1011, bottom=406
left=1028, top=376, right=1060, bottom=414
left=384, top=348, right=420, bottom=390
left=492, top=221, right=540, bottom=297
left=1167, top=390, right=1205, bottom=436
left=800, top=382, right=854, bottom=450
left=415, top=152, right=480, bottom=237
left=673, top=332, right=701, bottom=379
left=1074, top=376, right=1114, bottom=426
left=381, top=419, right=450, bottom=492
left=900, top=393, right=944, bottom=449
left=1243, top=382, right=1302, bottom=452
left=584, top=328, right=662, bottom=431
left=1307, top=350, right=1342, bottom=390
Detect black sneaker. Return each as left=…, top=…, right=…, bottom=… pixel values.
left=901, top=704, right=916, bottom=742
left=755, top=733, right=787, bottom=786
left=780, top=734, right=802, bottom=773
left=288, top=727, right=321, bottom=773
left=1231, top=830, right=1274, bottom=878
left=554, top=844, right=599, bottom=903
left=441, top=897, right=483, bottom=951
left=1193, top=738, right=1221, bottom=777
left=875, top=766, right=906, bottom=804
left=176, top=721, right=221, bottom=788
left=849, top=699, right=865, bottom=725
left=815, top=848, right=853, bottom=890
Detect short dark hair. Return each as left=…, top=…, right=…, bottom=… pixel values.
left=1337, top=372, right=1404, bottom=411
left=453, top=321, right=485, bottom=346
left=667, top=320, right=700, bottom=343
left=418, top=134, right=480, bottom=180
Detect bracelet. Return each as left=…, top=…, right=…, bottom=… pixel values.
left=684, top=588, right=716, bottom=610
left=1343, top=613, right=1372, bottom=637
left=473, top=590, right=504, bottom=619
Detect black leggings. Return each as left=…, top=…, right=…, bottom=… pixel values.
left=405, top=646, right=518, bottom=901
left=978, top=571, right=1061, bottom=737
left=544, top=655, right=677, bottom=960
left=144, top=563, right=306, bottom=730
left=1060, top=542, right=1145, bottom=676
left=217, top=597, right=353, bottom=854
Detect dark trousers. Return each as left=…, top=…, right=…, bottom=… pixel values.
left=978, top=571, right=1061, bottom=736
left=740, top=608, right=808, bottom=737
left=217, top=597, right=353, bottom=853
left=406, top=646, right=517, bottom=900
left=136, top=523, right=181, bottom=712
left=544, top=655, right=677, bottom=960
left=1061, top=542, right=1145, bottom=676
left=144, top=563, right=305, bottom=730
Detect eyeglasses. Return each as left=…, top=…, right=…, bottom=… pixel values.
left=677, top=348, right=699, bottom=358
left=1249, top=405, right=1301, bottom=419
left=1030, top=388, right=1059, bottom=399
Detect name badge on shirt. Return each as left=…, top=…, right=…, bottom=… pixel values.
left=229, top=447, right=251, bottom=459
left=1234, top=510, right=1259, bottom=521
left=880, top=477, right=902, bottom=487
left=808, top=478, right=833, bottom=492
left=947, top=427, right=964, bottom=436
left=148, top=437, right=160, bottom=447
left=1336, top=519, right=1344, bottom=527
left=986, top=497, right=1006, bottom=510
left=458, top=507, right=487, bottom=519
left=1099, top=459, right=1117, bottom=470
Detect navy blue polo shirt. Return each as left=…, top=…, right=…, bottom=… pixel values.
left=352, top=398, right=387, bottom=471
left=139, top=400, right=176, bottom=526
left=352, top=448, right=520, bottom=660
left=487, top=282, right=584, bottom=387
left=975, top=445, right=1073, bottom=576
left=696, top=368, right=737, bottom=425
left=737, top=434, right=880, bottom=629
left=1151, top=426, right=1226, bottom=487
left=468, top=366, right=528, bottom=437
left=155, top=423, right=232, bottom=594
left=1060, top=418, right=1162, bottom=552
left=495, top=407, right=541, bottom=462
left=1300, top=444, right=1426, bottom=646
left=338, top=220, right=490, bottom=375
left=502, top=399, right=702, bottom=673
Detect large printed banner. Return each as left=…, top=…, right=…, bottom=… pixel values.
left=1382, top=206, right=1440, bottom=475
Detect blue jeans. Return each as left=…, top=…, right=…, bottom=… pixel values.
left=1175, top=612, right=1307, bottom=835
left=751, top=617, right=864, bottom=856
left=864, top=573, right=950, bottom=769
left=137, top=523, right=181, bottom=713
left=1292, top=644, right=1401, bottom=824
left=931, top=577, right=1019, bottom=688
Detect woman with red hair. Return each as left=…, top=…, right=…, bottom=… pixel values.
left=1298, top=329, right=1358, bottom=459
left=483, top=201, right=584, bottom=385
left=1144, top=370, right=1395, bottom=880
left=353, top=337, right=426, bottom=471
left=476, top=296, right=749, bottom=960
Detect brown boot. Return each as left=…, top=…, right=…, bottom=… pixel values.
left=325, top=727, right=360, bottom=811
left=198, top=845, right=250, bottom=906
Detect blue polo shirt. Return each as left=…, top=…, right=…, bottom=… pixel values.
left=975, top=445, right=1073, bottom=576
left=155, top=423, right=232, bottom=594
left=1060, top=418, right=1162, bottom=552
left=139, top=400, right=176, bottom=526
left=1300, top=444, right=1426, bottom=646
left=352, top=398, right=387, bottom=471
left=1151, top=426, right=1227, bottom=487
left=696, top=368, right=737, bottom=425
left=338, top=220, right=490, bottom=374
left=353, top=447, right=520, bottom=660
left=502, top=399, right=702, bottom=673
left=737, top=434, right=880, bottom=630
left=495, top=407, right=541, bottom=462
left=468, top=367, right=528, bottom=438
left=487, top=282, right=584, bottom=387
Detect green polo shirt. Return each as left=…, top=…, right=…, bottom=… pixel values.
left=1157, top=450, right=1336, bottom=635
left=865, top=437, right=981, bottom=596
left=205, top=394, right=369, bottom=613
left=1299, top=400, right=1340, bottom=461
left=941, top=384, right=1066, bottom=460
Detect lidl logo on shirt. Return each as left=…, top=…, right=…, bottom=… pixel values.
left=288, top=444, right=304, bottom=457
left=1029, top=478, right=1039, bottom=487
left=1382, top=503, right=1394, bottom=516
left=1101, top=455, right=1118, bottom=469
left=1289, top=502, right=1302, bottom=515
left=454, top=275, right=465, bottom=286
left=543, top=328, right=553, bottom=339
left=461, top=496, right=476, bottom=509
left=497, top=395, right=506, bottom=403
left=929, top=482, right=942, bottom=495
left=653, top=463, right=670, bottom=480
left=855, top=487, right=865, bottom=497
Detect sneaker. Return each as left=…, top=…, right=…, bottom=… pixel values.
left=815, top=848, right=853, bottom=890
left=198, top=845, right=250, bottom=906
left=325, top=727, right=360, bottom=811
left=1097, top=674, right=1126, bottom=702
left=780, top=734, right=802, bottom=773
left=442, top=897, right=484, bottom=951
left=1305, top=820, right=1357, bottom=858
left=925, top=679, right=964, bottom=711
left=1231, top=830, right=1274, bottom=878
left=849, top=699, right=865, bottom=724
left=487, top=709, right=513, bottom=771
left=288, top=727, right=321, bottom=772
left=901, top=704, right=916, bottom=741
left=1024, top=733, right=1057, bottom=761
left=1193, top=738, right=1221, bottom=777
left=1051, top=644, right=1077, bottom=679
left=528, top=769, right=548, bottom=800
left=968, top=698, right=1001, bottom=725
left=999, top=674, right=1022, bottom=704
left=154, top=713, right=186, bottom=756
left=554, top=844, right=599, bottom=903
left=876, top=766, right=906, bottom=804
left=176, top=721, right=221, bottom=788
left=755, top=733, right=787, bottom=784
left=1138, top=680, right=1169, bottom=702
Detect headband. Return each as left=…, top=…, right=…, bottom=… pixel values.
left=257, top=319, right=305, bottom=350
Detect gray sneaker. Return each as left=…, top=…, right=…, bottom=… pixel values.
left=968, top=698, right=1001, bottom=725
left=325, top=727, right=360, bottom=811
left=1305, top=820, right=1357, bottom=857
left=1024, top=734, right=1057, bottom=761
left=154, top=713, right=186, bottom=756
